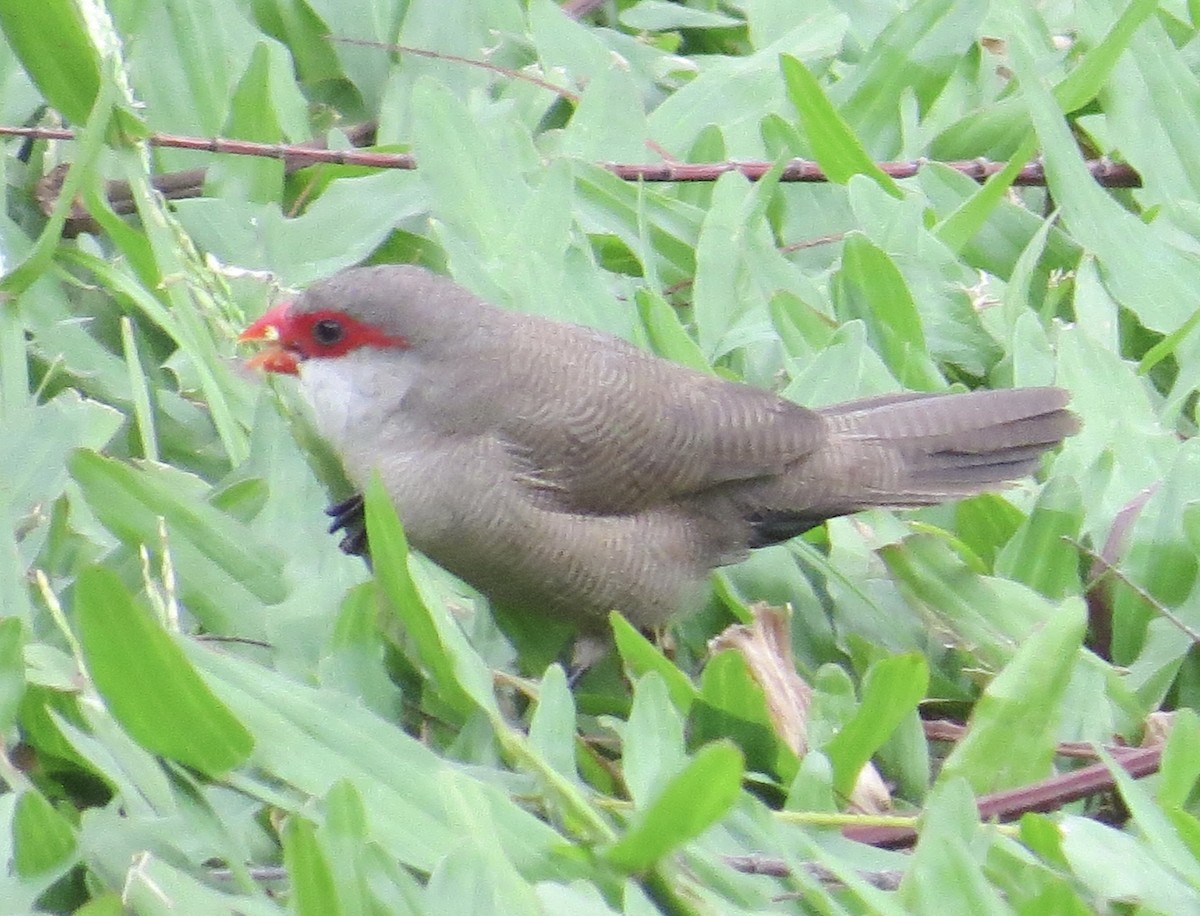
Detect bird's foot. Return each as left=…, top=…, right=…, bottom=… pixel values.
left=325, top=493, right=370, bottom=558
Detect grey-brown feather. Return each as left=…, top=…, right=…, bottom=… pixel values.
left=293, top=265, right=1079, bottom=627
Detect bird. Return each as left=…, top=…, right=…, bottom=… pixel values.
left=240, top=264, right=1078, bottom=630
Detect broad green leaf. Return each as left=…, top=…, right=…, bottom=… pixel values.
left=1097, top=745, right=1200, bottom=887
left=645, top=17, right=847, bottom=158
left=900, top=779, right=1007, bottom=915
left=620, top=2, right=741, bottom=30
left=68, top=449, right=287, bottom=617
left=780, top=55, right=900, bottom=195
left=939, top=600, right=1087, bottom=793
left=995, top=476, right=1084, bottom=599
left=1075, top=0, right=1200, bottom=203
left=322, top=780, right=384, bottom=916
left=13, top=789, right=76, bottom=877
left=214, top=42, right=286, bottom=203
left=954, top=494, right=1026, bottom=570
left=559, top=66, right=649, bottom=161
left=931, top=0, right=1157, bottom=159
left=824, top=654, right=928, bottom=799
left=834, top=0, right=987, bottom=155
left=833, top=233, right=943, bottom=391
left=1009, top=32, right=1200, bottom=338
left=175, top=172, right=431, bottom=288
left=284, top=816, right=343, bottom=916
left=611, top=615, right=698, bottom=714
left=189, top=641, right=564, bottom=874
left=621, top=673, right=686, bottom=808
left=1158, top=708, right=1200, bottom=809
left=528, top=664, right=580, bottom=784
left=1059, top=815, right=1200, bottom=910
left=364, top=474, right=495, bottom=720
left=934, top=134, right=1038, bottom=254
left=690, top=650, right=799, bottom=783
left=75, top=567, right=253, bottom=775
left=882, top=534, right=1064, bottom=670
left=0, top=618, right=25, bottom=733
left=605, top=741, right=744, bottom=874
left=0, top=1, right=101, bottom=123
left=425, top=773, right=545, bottom=916
left=574, top=164, right=701, bottom=285
left=635, top=288, right=712, bottom=374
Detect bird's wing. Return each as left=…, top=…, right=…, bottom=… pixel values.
left=495, top=326, right=828, bottom=513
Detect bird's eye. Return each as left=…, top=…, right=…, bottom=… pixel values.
left=312, top=318, right=345, bottom=346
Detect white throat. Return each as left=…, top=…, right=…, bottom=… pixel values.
left=298, top=350, right=417, bottom=453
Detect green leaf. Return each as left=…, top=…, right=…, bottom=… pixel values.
left=527, top=664, right=580, bottom=785
left=780, top=54, right=900, bottom=195
left=953, top=494, right=1026, bottom=570
left=621, top=673, right=686, bottom=808
left=935, top=134, right=1038, bottom=254
left=938, top=600, right=1087, bottom=794
left=423, top=773, right=545, bottom=916
left=835, top=0, right=988, bottom=155
left=690, top=650, right=799, bottom=783
left=635, top=288, right=712, bottom=374
left=68, top=449, right=287, bottom=624
left=620, top=2, right=741, bottom=30
left=0, top=616, right=27, bottom=733
left=833, top=233, right=943, bottom=391
left=882, top=534, right=1063, bottom=670
left=0, top=1, right=101, bottom=123
left=189, top=641, right=563, bottom=874
left=824, top=654, right=928, bottom=799
left=1158, top=708, right=1200, bottom=809
left=364, top=474, right=496, bottom=720
left=13, top=789, right=76, bottom=877
left=605, top=740, right=744, bottom=874
left=74, top=566, right=254, bottom=775
left=214, top=42, right=285, bottom=203
left=611, top=614, right=698, bottom=715
left=1009, top=31, right=1200, bottom=338
left=900, top=779, right=1008, bottom=915
left=994, top=476, right=1084, bottom=599
left=1059, top=814, right=1200, bottom=910
left=1097, top=745, right=1200, bottom=887
left=284, top=816, right=344, bottom=916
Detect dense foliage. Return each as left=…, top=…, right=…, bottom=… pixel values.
left=2, top=0, right=1200, bottom=912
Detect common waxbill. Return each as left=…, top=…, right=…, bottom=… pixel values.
left=241, top=265, right=1078, bottom=628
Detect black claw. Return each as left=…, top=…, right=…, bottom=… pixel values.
left=325, top=493, right=370, bottom=560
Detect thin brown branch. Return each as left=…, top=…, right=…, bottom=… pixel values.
left=842, top=744, right=1162, bottom=850
left=922, top=719, right=1130, bottom=760
left=28, top=122, right=378, bottom=236
left=330, top=37, right=580, bottom=103
left=601, top=157, right=1139, bottom=186
left=0, top=126, right=1141, bottom=188
left=1074, top=537, right=1200, bottom=646
left=3, top=124, right=1142, bottom=240
left=722, top=855, right=903, bottom=891
left=1084, top=484, right=1157, bottom=659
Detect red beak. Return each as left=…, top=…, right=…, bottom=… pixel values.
left=239, top=302, right=300, bottom=375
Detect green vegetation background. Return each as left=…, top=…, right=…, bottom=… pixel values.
left=2, top=0, right=1200, bottom=912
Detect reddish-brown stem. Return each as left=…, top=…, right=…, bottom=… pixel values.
left=0, top=126, right=1141, bottom=188
left=843, top=745, right=1162, bottom=850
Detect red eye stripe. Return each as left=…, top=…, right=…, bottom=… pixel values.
left=284, top=309, right=409, bottom=358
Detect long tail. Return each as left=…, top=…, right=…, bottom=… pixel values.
left=740, top=387, right=1078, bottom=548
left=818, top=386, right=1078, bottom=505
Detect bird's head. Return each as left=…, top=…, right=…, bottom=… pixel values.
left=238, top=266, right=426, bottom=375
